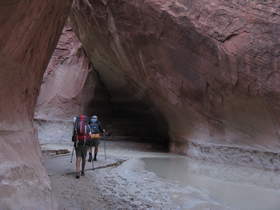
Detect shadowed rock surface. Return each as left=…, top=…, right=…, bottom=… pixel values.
left=0, top=1, right=72, bottom=209
left=34, top=24, right=165, bottom=145
left=70, top=0, right=280, bottom=169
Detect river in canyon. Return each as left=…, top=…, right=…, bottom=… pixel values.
left=43, top=142, right=280, bottom=210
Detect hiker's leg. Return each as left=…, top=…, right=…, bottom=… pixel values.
left=81, top=146, right=87, bottom=175
left=81, top=157, right=86, bottom=173
left=94, top=145, right=98, bottom=155
left=88, top=146, right=92, bottom=154
left=75, top=145, right=82, bottom=178
left=76, top=157, right=81, bottom=177
left=94, top=144, right=98, bottom=161
left=88, top=146, right=92, bottom=162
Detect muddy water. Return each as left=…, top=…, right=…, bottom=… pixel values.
left=142, top=157, right=280, bottom=210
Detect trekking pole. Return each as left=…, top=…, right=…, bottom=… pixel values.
left=104, top=139, right=107, bottom=160
left=103, top=130, right=107, bottom=160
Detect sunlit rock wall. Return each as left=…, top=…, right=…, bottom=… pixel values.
left=70, top=0, right=280, bottom=169
left=35, top=24, right=94, bottom=121
left=34, top=24, right=105, bottom=144
left=0, top=1, right=72, bottom=209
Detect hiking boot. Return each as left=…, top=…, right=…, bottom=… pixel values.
left=81, top=171, right=85, bottom=176
left=76, top=172, right=80, bottom=179
left=88, top=152, right=92, bottom=162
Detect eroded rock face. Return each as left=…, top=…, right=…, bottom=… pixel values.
left=35, top=23, right=168, bottom=145
left=70, top=0, right=280, bottom=169
left=0, top=1, right=72, bottom=209
left=35, top=24, right=94, bottom=121
left=34, top=24, right=113, bottom=144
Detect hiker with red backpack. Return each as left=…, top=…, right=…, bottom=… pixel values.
left=72, top=115, right=91, bottom=179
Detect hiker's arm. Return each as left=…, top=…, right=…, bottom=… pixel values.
left=72, top=125, right=76, bottom=142
left=100, top=123, right=106, bottom=136
left=72, top=119, right=78, bottom=142
left=88, top=125, right=92, bottom=134
left=98, top=122, right=104, bottom=133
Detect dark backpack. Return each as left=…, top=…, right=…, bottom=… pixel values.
left=90, top=121, right=100, bottom=134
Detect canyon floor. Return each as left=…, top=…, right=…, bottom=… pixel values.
left=43, top=141, right=280, bottom=210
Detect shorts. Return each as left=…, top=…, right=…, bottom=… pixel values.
left=87, top=138, right=100, bottom=147
left=75, top=144, right=88, bottom=158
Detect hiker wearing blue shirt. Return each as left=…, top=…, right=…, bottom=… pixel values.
left=88, top=115, right=105, bottom=162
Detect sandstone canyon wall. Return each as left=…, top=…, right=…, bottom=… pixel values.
left=35, top=23, right=167, bottom=145
left=34, top=24, right=104, bottom=144
left=70, top=0, right=280, bottom=169
left=35, top=24, right=95, bottom=121
left=0, top=1, right=72, bottom=209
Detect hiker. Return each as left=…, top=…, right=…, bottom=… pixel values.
left=72, top=115, right=91, bottom=179
left=88, top=115, right=105, bottom=162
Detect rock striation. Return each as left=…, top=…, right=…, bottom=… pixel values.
left=0, top=1, right=72, bottom=209
left=70, top=0, right=280, bottom=169
left=35, top=23, right=167, bottom=146
left=34, top=24, right=94, bottom=144
left=34, top=23, right=114, bottom=144
left=35, top=24, right=94, bottom=121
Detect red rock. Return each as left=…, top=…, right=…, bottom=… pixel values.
left=34, top=24, right=112, bottom=144
left=35, top=24, right=93, bottom=121
left=0, top=1, right=72, bottom=209
left=70, top=0, right=280, bottom=169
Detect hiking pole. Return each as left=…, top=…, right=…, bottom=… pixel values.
left=103, top=130, right=107, bottom=160
left=104, top=139, right=107, bottom=160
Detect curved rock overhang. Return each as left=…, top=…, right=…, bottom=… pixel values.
left=1, top=1, right=280, bottom=208
left=34, top=23, right=169, bottom=148
left=70, top=0, right=280, bottom=169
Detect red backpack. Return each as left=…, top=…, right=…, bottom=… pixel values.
left=74, top=115, right=90, bottom=141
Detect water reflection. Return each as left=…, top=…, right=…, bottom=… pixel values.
left=142, top=157, right=280, bottom=210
